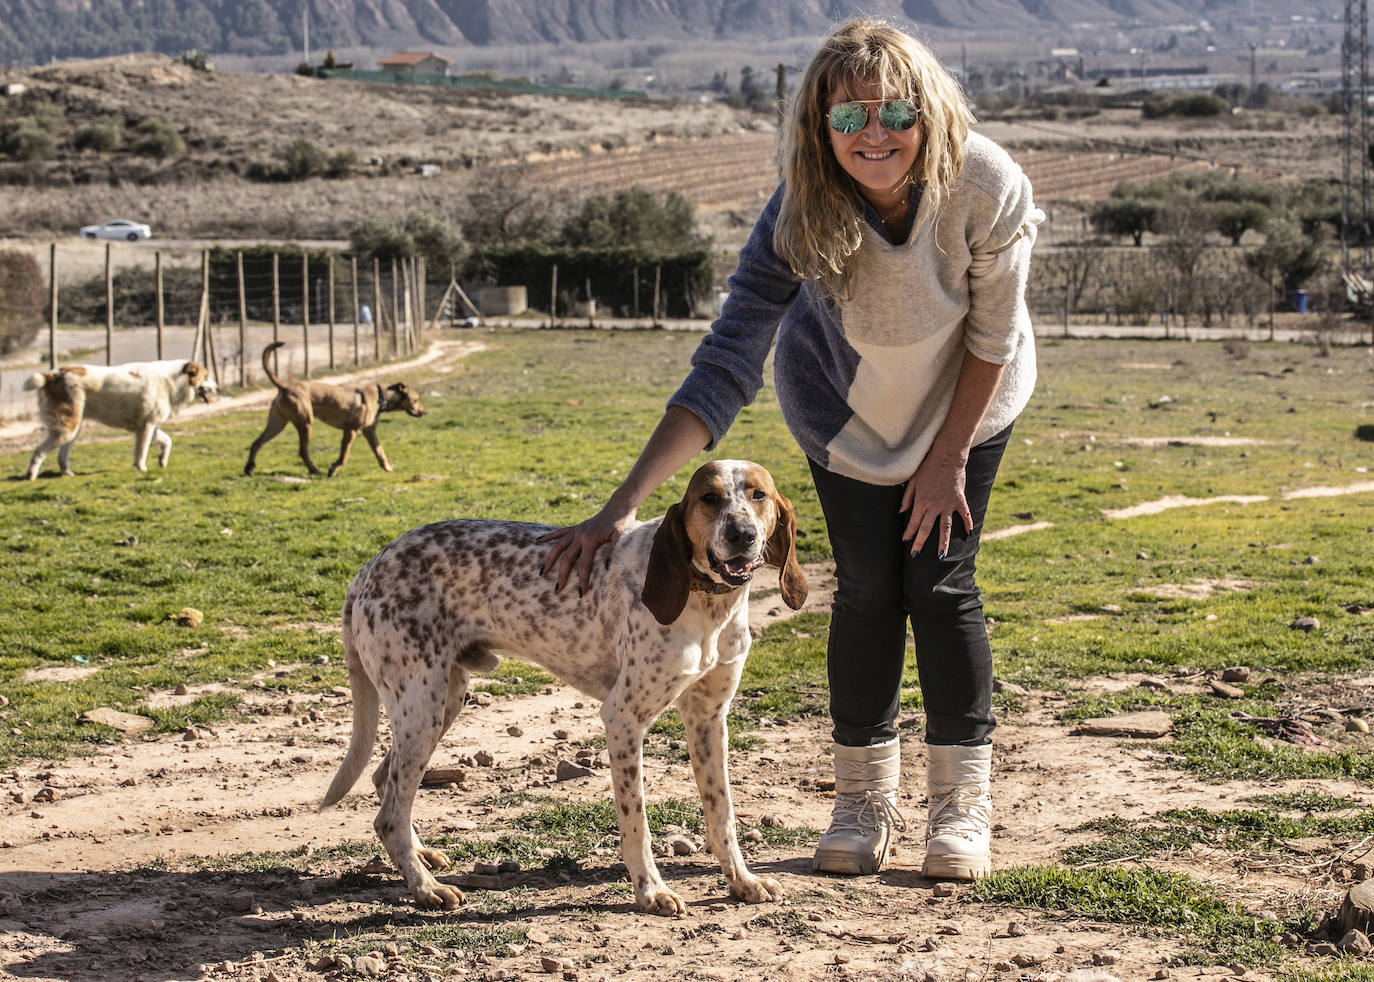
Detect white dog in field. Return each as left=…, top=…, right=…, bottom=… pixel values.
left=24, top=359, right=216, bottom=480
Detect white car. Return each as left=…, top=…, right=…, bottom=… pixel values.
left=79, top=219, right=152, bottom=241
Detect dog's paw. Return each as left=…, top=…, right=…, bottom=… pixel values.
left=638, top=886, right=688, bottom=918
left=414, top=883, right=465, bottom=910
left=730, top=873, right=784, bottom=904
left=417, top=848, right=451, bottom=872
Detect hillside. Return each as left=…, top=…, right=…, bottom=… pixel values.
left=0, top=0, right=1343, bottom=64
left=0, top=53, right=1343, bottom=247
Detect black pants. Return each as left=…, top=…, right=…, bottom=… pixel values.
left=809, top=424, right=1012, bottom=749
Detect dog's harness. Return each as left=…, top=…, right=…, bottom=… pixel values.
left=376, top=383, right=389, bottom=409
left=689, top=568, right=742, bottom=595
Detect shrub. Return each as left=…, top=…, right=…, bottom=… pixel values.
left=1142, top=92, right=1228, bottom=119
left=0, top=120, right=56, bottom=161
left=326, top=148, right=359, bottom=179
left=282, top=137, right=327, bottom=180
left=132, top=119, right=185, bottom=158
left=350, top=210, right=469, bottom=272
left=73, top=118, right=123, bottom=153
left=0, top=250, right=44, bottom=355
left=559, top=187, right=706, bottom=256
left=179, top=49, right=213, bottom=72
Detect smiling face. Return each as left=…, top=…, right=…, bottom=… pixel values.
left=826, top=78, right=922, bottom=214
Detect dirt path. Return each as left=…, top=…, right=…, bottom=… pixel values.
left=1, top=580, right=1367, bottom=982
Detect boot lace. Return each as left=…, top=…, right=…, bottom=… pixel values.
left=827, top=790, right=908, bottom=835
left=925, top=785, right=991, bottom=843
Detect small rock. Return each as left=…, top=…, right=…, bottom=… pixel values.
left=1347, top=717, right=1370, bottom=733
left=1010, top=952, right=1044, bottom=967
left=1221, top=667, right=1250, bottom=683
left=553, top=729, right=570, bottom=740
left=1339, top=929, right=1373, bottom=955
left=309, top=955, right=338, bottom=971
left=742, top=829, right=763, bottom=843
left=760, top=814, right=785, bottom=828
left=932, top=882, right=956, bottom=897
left=992, top=679, right=1029, bottom=696
left=1073, top=711, right=1173, bottom=739
left=354, top=954, right=386, bottom=977
left=1007, top=921, right=1028, bottom=937
left=556, top=760, right=595, bottom=781
left=506, top=725, right=524, bottom=737
left=832, top=952, right=850, bottom=964
left=993, top=961, right=1016, bottom=972
left=174, top=684, right=190, bottom=696
left=541, top=955, right=567, bottom=973
left=669, top=836, right=697, bottom=856
left=1311, top=942, right=1339, bottom=956
left=32, top=787, right=55, bottom=803
left=473, top=750, right=495, bottom=766
left=1153, top=970, right=1171, bottom=979
left=1093, top=949, right=1122, bottom=965
left=1291, top=616, right=1320, bottom=632
left=1210, top=681, right=1245, bottom=699
left=1303, top=555, right=1320, bottom=565
left=1138, top=677, right=1169, bottom=690
left=172, top=607, right=203, bottom=628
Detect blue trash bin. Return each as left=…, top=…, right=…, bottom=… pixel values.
left=1292, top=289, right=1309, bottom=314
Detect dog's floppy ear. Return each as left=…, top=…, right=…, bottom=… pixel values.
left=765, top=490, right=808, bottom=610
left=642, top=500, right=693, bottom=625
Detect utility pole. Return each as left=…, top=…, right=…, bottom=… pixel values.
left=303, top=3, right=310, bottom=68
left=1248, top=43, right=1257, bottom=105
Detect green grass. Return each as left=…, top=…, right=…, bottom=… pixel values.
left=970, top=864, right=1295, bottom=966
left=2, top=331, right=1373, bottom=970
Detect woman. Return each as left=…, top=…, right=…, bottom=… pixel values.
left=542, top=17, right=1041, bottom=881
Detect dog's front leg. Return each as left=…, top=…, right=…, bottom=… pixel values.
left=153, top=427, right=173, bottom=468
left=602, top=699, right=686, bottom=917
left=359, top=425, right=392, bottom=474
left=133, top=423, right=158, bottom=471
left=678, top=669, right=784, bottom=905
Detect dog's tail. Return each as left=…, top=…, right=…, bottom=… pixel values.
left=260, top=341, right=287, bottom=391
left=24, top=371, right=52, bottom=391
left=319, top=583, right=380, bottom=811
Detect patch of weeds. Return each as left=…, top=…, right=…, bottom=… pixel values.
left=1282, top=960, right=1374, bottom=982
left=1055, top=681, right=1282, bottom=724
left=1245, top=791, right=1366, bottom=813
left=748, top=908, right=814, bottom=939
left=734, top=614, right=829, bottom=724
left=472, top=659, right=558, bottom=697
left=139, top=691, right=241, bottom=733
left=1063, top=806, right=1374, bottom=866
left=1168, top=710, right=1374, bottom=782
left=970, top=864, right=1288, bottom=966
left=513, top=798, right=705, bottom=852
left=744, top=821, right=816, bottom=849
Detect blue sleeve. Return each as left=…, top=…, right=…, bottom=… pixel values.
left=668, top=185, right=802, bottom=448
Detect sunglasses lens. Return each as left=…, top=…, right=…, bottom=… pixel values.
left=878, top=100, right=918, bottom=131
left=828, top=102, right=868, bottom=134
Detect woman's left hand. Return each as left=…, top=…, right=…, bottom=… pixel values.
left=900, top=446, right=973, bottom=558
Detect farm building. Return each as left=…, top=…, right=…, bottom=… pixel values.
left=376, top=52, right=451, bottom=76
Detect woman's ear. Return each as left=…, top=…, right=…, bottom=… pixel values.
left=641, top=501, right=692, bottom=625
left=766, top=491, right=808, bottom=610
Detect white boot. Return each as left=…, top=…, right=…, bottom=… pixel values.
left=921, top=743, right=992, bottom=880
left=811, top=738, right=906, bottom=875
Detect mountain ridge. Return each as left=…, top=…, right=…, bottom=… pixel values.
left=0, top=0, right=1326, bottom=66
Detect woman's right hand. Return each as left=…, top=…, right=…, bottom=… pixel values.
left=538, top=501, right=638, bottom=597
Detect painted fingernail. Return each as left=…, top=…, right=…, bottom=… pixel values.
left=538, top=564, right=545, bottom=576
left=938, top=548, right=948, bottom=560
left=605, top=558, right=612, bottom=570
left=578, top=587, right=584, bottom=598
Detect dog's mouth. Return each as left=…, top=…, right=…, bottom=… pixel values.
left=708, top=550, right=765, bottom=586
left=196, top=385, right=218, bottom=404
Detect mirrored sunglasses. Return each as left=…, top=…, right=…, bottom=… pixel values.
left=826, top=99, right=919, bottom=135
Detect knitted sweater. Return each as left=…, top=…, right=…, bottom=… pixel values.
left=669, top=131, right=1044, bottom=487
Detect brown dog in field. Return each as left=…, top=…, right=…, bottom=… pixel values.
left=243, top=341, right=425, bottom=478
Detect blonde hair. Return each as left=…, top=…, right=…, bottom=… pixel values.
left=774, top=18, right=974, bottom=301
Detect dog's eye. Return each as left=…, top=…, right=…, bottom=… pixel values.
left=751, top=489, right=767, bottom=501
left=702, top=492, right=721, bottom=505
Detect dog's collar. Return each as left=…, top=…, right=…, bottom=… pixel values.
left=376, top=383, right=387, bottom=406
left=689, top=568, right=744, bottom=595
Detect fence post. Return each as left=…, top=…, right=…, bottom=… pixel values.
left=652, top=264, right=661, bottom=327
left=105, top=243, right=113, bottom=365
left=351, top=255, right=360, bottom=367
left=632, top=264, right=639, bottom=320
left=372, top=257, right=383, bottom=361
left=390, top=256, right=401, bottom=353
left=417, top=256, right=426, bottom=344
left=200, top=249, right=219, bottom=386
left=301, top=252, right=310, bottom=378
left=550, top=264, right=558, bottom=328
left=272, top=252, right=281, bottom=376
left=236, top=251, right=247, bottom=387
left=328, top=253, right=336, bottom=371
left=402, top=257, right=414, bottom=354
left=586, top=277, right=594, bottom=328
left=47, top=243, right=56, bottom=369
left=155, top=250, right=164, bottom=359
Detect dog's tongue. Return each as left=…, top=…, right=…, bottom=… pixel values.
left=720, top=555, right=756, bottom=576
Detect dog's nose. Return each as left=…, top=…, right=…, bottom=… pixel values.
left=725, top=522, right=757, bottom=551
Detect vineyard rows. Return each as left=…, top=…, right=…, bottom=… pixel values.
left=512, top=131, right=1214, bottom=211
